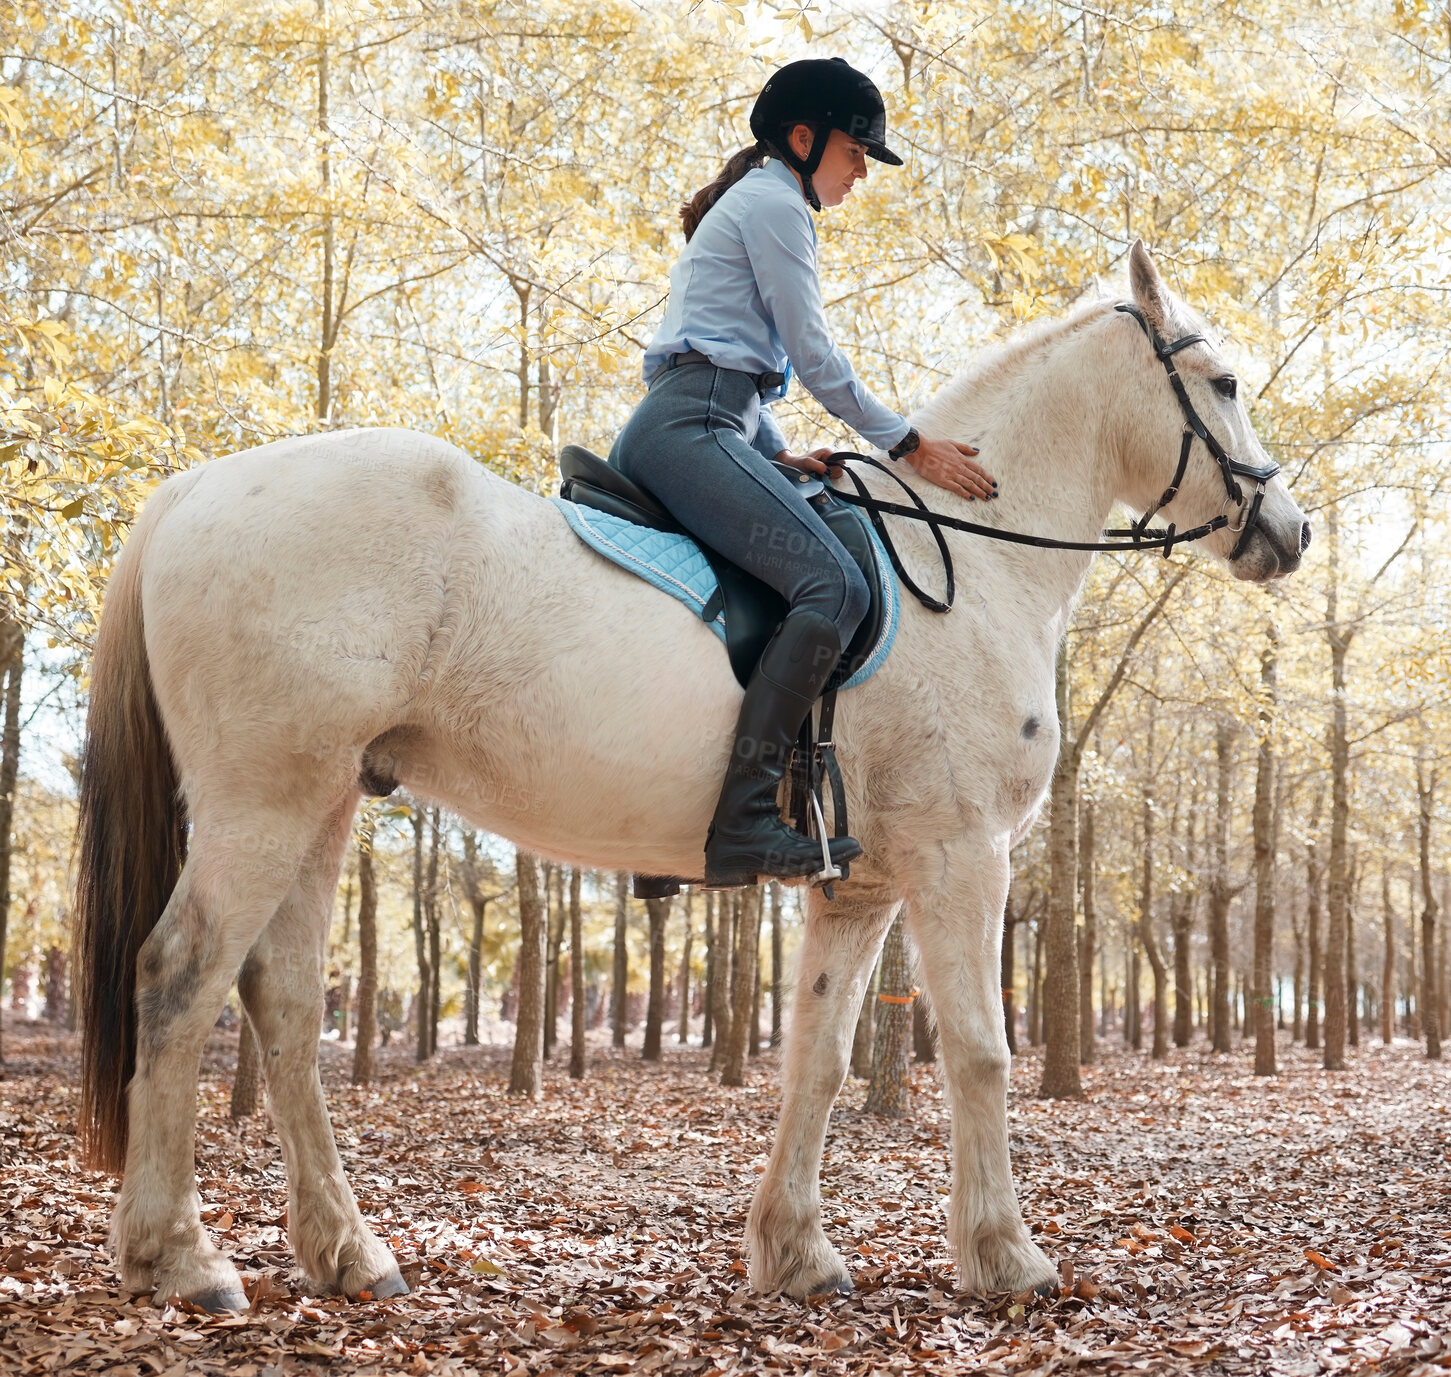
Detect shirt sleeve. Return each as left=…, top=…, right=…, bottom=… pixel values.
left=752, top=404, right=789, bottom=462
left=741, top=193, right=911, bottom=451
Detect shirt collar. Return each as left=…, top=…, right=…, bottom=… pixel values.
left=764, top=158, right=806, bottom=199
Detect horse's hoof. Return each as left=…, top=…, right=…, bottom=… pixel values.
left=1032, top=1278, right=1058, bottom=1300
left=189, top=1286, right=250, bottom=1314
left=363, top=1267, right=410, bottom=1300
left=809, top=1276, right=853, bottom=1298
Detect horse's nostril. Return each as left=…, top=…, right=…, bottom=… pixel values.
left=1299, top=522, right=1313, bottom=554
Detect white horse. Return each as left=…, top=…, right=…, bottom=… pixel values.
left=75, top=242, right=1308, bottom=1311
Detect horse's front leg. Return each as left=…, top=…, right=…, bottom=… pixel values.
left=908, top=835, right=1057, bottom=1296
left=747, top=882, right=898, bottom=1297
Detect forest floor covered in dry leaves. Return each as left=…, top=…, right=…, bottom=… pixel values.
left=1, top=1014, right=1448, bottom=1376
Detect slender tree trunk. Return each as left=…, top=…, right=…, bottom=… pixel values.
left=1040, top=649, right=1082, bottom=1096
left=1381, top=865, right=1395, bottom=1046
left=1323, top=509, right=1350, bottom=1071
left=510, top=851, right=546, bottom=1095
left=701, top=892, right=715, bottom=1048
left=1417, top=743, right=1442, bottom=1060
left=611, top=872, right=629, bottom=1049
left=913, top=985, right=937, bottom=1063
left=642, top=896, right=670, bottom=1061
left=865, top=914, right=914, bottom=1117
left=1128, top=939, right=1142, bottom=1050
left=1346, top=855, right=1360, bottom=1048
left=709, top=894, right=735, bottom=1073
left=411, top=809, right=431, bottom=1062
left=721, top=888, right=761, bottom=1086
left=749, top=960, right=762, bottom=1058
left=1291, top=886, right=1305, bottom=1044
left=569, top=867, right=586, bottom=1079
left=1028, top=918, right=1043, bottom=1047
left=1209, top=721, right=1237, bottom=1053
left=425, top=808, right=441, bottom=1058
left=337, top=876, right=353, bottom=1044
left=1078, top=800, right=1096, bottom=1065
left=542, top=862, right=558, bottom=1059
left=0, top=618, right=21, bottom=1074
left=851, top=951, right=878, bottom=1078
left=1001, top=877, right=1018, bottom=1054
left=230, top=1017, right=262, bottom=1119
left=770, top=883, right=784, bottom=1049
left=1140, top=801, right=1169, bottom=1061
left=678, top=889, right=695, bottom=1045
left=1252, top=620, right=1279, bottom=1076
left=1307, top=831, right=1324, bottom=1048
left=351, top=816, right=379, bottom=1083
left=315, top=0, right=336, bottom=424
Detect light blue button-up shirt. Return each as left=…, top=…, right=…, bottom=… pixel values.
left=643, top=159, right=910, bottom=457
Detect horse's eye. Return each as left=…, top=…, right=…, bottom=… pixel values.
left=1213, top=375, right=1237, bottom=400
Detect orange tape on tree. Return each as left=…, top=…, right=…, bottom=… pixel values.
left=877, top=989, right=919, bottom=1005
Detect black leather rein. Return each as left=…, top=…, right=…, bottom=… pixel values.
left=825, top=301, right=1280, bottom=614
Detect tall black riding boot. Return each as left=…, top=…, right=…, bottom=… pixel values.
left=703, top=609, right=863, bottom=888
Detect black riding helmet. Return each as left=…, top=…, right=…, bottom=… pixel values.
left=749, top=57, right=903, bottom=211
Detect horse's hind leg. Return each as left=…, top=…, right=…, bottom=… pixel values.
left=747, top=882, right=898, bottom=1297
left=112, top=808, right=313, bottom=1311
left=906, top=835, right=1057, bottom=1295
left=238, top=794, right=405, bottom=1300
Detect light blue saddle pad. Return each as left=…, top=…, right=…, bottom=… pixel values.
left=551, top=498, right=898, bottom=690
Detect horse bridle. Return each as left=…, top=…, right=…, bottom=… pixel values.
left=1113, top=301, right=1280, bottom=562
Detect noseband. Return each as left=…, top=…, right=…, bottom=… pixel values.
left=1114, top=302, right=1280, bottom=562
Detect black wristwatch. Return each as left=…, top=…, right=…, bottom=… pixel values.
left=888, top=426, right=920, bottom=460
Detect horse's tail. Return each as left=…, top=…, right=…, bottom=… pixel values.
left=75, top=477, right=191, bottom=1173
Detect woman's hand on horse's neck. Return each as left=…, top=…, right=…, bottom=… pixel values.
left=906, top=436, right=997, bottom=502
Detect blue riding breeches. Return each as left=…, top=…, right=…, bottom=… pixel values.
left=608, top=360, right=870, bottom=648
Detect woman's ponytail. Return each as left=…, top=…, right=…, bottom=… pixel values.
left=679, top=141, right=770, bottom=241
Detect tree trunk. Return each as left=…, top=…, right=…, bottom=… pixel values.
left=1417, top=742, right=1442, bottom=1060
left=720, top=888, right=761, bottom=1087
left=231, top=1018, right=262, bottom=1119
left=425, top=808, right=441, bottom=1059
left=1346, top=855, right=1360, bottom=1048
left=1128, top=939, right=1142, bottom=1050
left=1290, top=881, right=1305, bottom=1044
left=678, top=889, right=695, bottom=1045
left=913, top=985, right=937, bottom=1063
left=1252, top=620, right=1279, bottom=1077
left=865, top=914, right=914, bottom=1117
left=1209, top=720, right=1237, bottom=1053
left=542, top=861, right=559, bottom=1059
left=749, top=959, right=762, bottom=1058
left=1172, top=804, right=1197, bottom=1047
left=770, top=883, right=784, bottom=1048
left=337, top=876, right=353, bottom=1044
left=569, top=867, right=586, bottom=1079
left=315, top=0, right=336, bottom=424
left=411, top=808, right=431, bottom=1062
left=851, top=951, right=878, bottom=1078
left=510, top=850, right=546, bottom=1095
left=642, top=895, right=670, bottom=1061
left=0, top=618, right=22, bottom=1074
left=1040, top=648, right=1082, bottom=1096
left=1078, top=799, right=1096, bottom=1065
left=1028, top=917, right=1043, bottom=1047
left=1140, top=793, right=1169, bottom=1061
left=461, top=833, right=492, bottom=1047
left=351, top=816, right=378, bottom=1085
left=611, top=872, right=629, bottom=1049
left=1381, top=864, right=1395, bottom=1046
left=1307, top=828, right=1324, bottom=1049
left=1322, top=508, right=1349, bottom=1072
left=709, top=894, right=736, bottom=1073
left=701, top=892, right=715, bottom=1048
left=1001, top=876, right=1018, bottom=1055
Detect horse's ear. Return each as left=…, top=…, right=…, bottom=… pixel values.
left=1128, top=239, right=1170, bottom=333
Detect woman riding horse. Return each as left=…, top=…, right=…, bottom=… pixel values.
left=611, top=58, right=997, bottom=887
